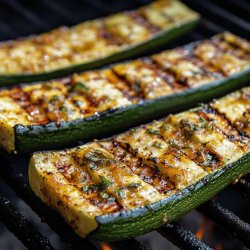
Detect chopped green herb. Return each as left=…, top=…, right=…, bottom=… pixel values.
left=199, top=116, right=213, bottom=130
left=84, top=150, right=115, bottom=166
left=99, top=175, right=112, bottom=188
left=204, top=153, right=217, bottom=167
left=116, top=189, right=126, bottom=199
left=127, top=182, right=140, bottom=189
left=199, top=116, right=207, bottom=123
left=192, top=70, right=201, bottom=76
left=162, top=124, right=170, bottom=131
left=74, top=100, right=84, bottom=108
left=107, top=197, right=116, bottom=203
left=100, top=191, right=110, bottom=199
left=82, top=184, right=101, bottom=193
left=147, top=129, right=160, bottom=135
left=154, top=142, right=163, bottom=149
left=50, top=95, right=60, bottom=104
left=169, top=139, right=176, bottom=146
left=89, top=163, right=98, bottom=170
left=183, top=144, right=192, bottom=149
left=82, top=186, right=89, bottom=192
left=181, top=120, right=199, bottom=134
left=132, top=81, right=142, bottom=94
left=71, top=82, right=89, bottom=93
left=59, top=105, right=68, bottom=112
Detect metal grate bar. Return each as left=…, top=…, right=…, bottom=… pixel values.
left=197, top=200, right=250, bottom=248
left=0, top=153, right=98, bottom=250
left=227, top=0, right=250, bottom=12
left=200, top=18, right=224, bottom=35
left=1, top=0, right=49, bottom=30
left=0, top=193, right=54, bottom=250
left=0, top=153, right=149, bottom=250
left=234, top=179, right=250, bottom=201
left=0, top=20, right=16, bottom=38
left=215, top=0, right=250, bottom=17
left=183, top=0, right=250, bottom=38
left=110, top=239, right=148, bottom=250
left=158, top=222, right=212, bottom=250
left=83, top=0, right=114, bottom=14
left=40, top=0, right=75, bottom=22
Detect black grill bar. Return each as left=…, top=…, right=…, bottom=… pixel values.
left=1, top=0, right=49, bottom=30
left=197, top=200, right=250, bottom=248
left=158, top=222, right=212, bottom=250
left=183, top=0, right=250, bottom=39
left=234, top=179, right=250, bottom=201
left=83, top=0, right=113, bottom=14
left=227, top=0, right=250, bottom=12
left=40, top=0, right=74, bottom=22
left=0, top=193, right=54, bottom=250
left=0, top=20, right=16, bottom=38
left=200, top=18, right=224, bottom=35
left=0, top=153, right=99, bottom=250
left=110, top=239, right=149, bottom=250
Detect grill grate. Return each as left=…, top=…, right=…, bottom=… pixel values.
left=0, top=0, right=249, bottom=249
left=197, top=201, right=250, bottom=248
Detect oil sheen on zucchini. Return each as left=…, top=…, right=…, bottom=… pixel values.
left=0, top=32, right=250, bottom=153
left=0, top=0, right=200, bottom=86
left=29, top=87, right=250, bottom=241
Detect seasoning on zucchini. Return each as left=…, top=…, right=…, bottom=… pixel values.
left=29, top=87, right=250, bottom=241
left=0, top=0, right=200, bottom=86
left=0, top=32, right=250, bottom=153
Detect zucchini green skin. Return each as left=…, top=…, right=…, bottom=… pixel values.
left=90, top=152, right=250, bottom=241
left=15, top=68, right=250, bottom=153
left=0, top=20, right=198, bottom=86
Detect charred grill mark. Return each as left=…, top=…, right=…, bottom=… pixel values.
left=54, top=154, right=121, bottom=213
left=194, top=36, right=250, bottom=77
left=113, top=57, right=180, bottom=100
left=99, top=20, right=125, bottom=47
left=204, top=104, right=250, bottom=151
left=111, top=67, right=146, bottom=99
left=136, top=58, right=174, bottom=97
left=151, top=44, right=223, bottom=88
left=100, top=140, right=176, bottom=194
left=8, top=87, right=50, bottom=124
left=211, top=34, right=250, bottom=61
left=129, top=10, right=161, bottom=34
left=157, top=119, right=223, bottom=171
left=103, top=70, right=139, bottom=102
left=151, top=54, right=189, bottom=88
left=144, top=57, right=185, bottom=91
left=67, top=74, right=119, bottom=116
left=64, top=77, right=93, bottom=115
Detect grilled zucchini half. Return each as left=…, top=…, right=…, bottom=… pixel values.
left=29, top=87, right=250, bottom=241
left=0, top=0, right=199, bottom=86
left=1, top=32, right=250, bottom=153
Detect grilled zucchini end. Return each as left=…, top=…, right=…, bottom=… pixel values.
left=29, top=153, right=100, bottom=237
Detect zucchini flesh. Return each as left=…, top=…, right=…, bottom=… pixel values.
left=29, top=87, right=250, bottom=241
left=0, top=32, right=250, bottom=153
left=0, top=0, right=199, bottom=86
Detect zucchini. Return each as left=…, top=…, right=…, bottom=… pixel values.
left=29, top=87, right=250, bottom=241
left=1, top=32, right=250, bottom=153
left=0, top=0, right=199, bottom=86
